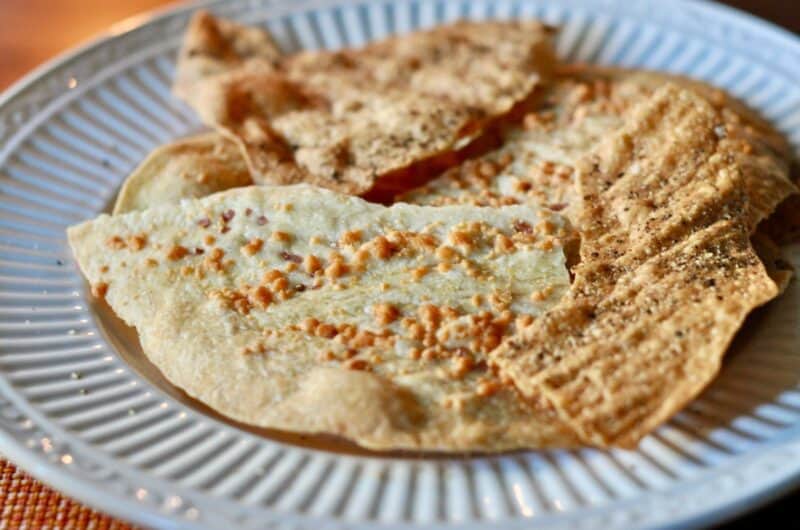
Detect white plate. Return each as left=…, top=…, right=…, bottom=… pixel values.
left=1, top=0, right=800, bottom=528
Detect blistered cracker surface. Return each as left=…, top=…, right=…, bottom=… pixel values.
left=492, top=85, right=784, bottom=447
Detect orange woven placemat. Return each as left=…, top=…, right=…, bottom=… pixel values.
left=0, top=458, right=134, bottom=529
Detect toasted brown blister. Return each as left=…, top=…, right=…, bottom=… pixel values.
left=492, top=85, right=788, bottom=448
left=174, top=13, right=556, bottom=194
left=113, top=133, right=252, bottom=214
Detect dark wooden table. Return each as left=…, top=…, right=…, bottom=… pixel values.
left=0, top=1, right=797, bottom=528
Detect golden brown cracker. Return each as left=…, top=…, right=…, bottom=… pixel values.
left=401, top=66, right=797, bottom=233
left=174, top=13, right=556, bottom=195
left=493, top=85, right=784, bottom=447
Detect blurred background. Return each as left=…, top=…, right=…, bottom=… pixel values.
left=0, top=0, right=797, bottom=89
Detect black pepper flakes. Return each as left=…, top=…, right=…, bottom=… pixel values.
left=256, top=215, right=268, bottom=225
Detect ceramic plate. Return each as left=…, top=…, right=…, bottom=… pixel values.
left=1, top=0, right=800, bottom=528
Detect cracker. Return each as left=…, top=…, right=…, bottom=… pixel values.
left=492, top=86, right=783, bottom=447
left=400, top=66, right=797, bottom=232
left=599, top=68, right=797, bottom=230
left=174, top=13, right=556, bottom=194
left=70, top=185, right=577, bottom=451
left=113, top=133, right=252, bottom=214
left=398, top=73, right=617, bottom=218
left=173, top=10, right=283, bottom=100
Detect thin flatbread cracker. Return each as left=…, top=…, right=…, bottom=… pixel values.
left=401, top=66, right=797, bottom=231
left=69, top=185, right=578, bottom=451
left=174, top=12, right=556, bottom=195
left=398, top=73, right=617, bottom=219
left=596, top=68, right=797, bottom=231
left=492, top=85, right=784, bottom=448
left=113, top=133, right=252, bottom=214
left=174, top=10, right=283, bottom=97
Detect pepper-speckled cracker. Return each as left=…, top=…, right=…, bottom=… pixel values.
left=173, top=10, right=283, bottom=98
left=492, top=85, right=785, bottom=448
left=174, top=12, right=556, bottom=195
left=113, top=133, right=252, bottom=214
left=70, top=185, right=578, bottom=451
left=599, top=68, right=797, bottom=232
left=400, top=66, right=797, bottom=232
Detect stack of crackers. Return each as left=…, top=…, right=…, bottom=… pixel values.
left=68, top=12, right=797, bottom=451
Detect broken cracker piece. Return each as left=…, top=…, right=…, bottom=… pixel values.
left=492, top=85, right=785, bottom=448
left=113, top=133, right=252, bottom=214
left=174, top=12, right=557, bottom=195
left=70, top=184, right=577, bottom=451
